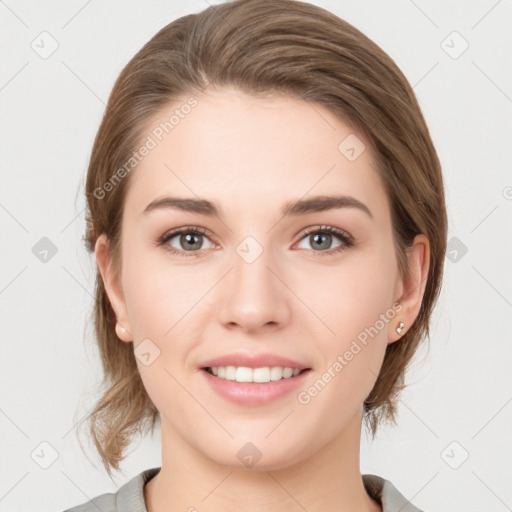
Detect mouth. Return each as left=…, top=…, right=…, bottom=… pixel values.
left=198, top=353, right=312, bottom=405
left=201, top=366, right=311, bottom=383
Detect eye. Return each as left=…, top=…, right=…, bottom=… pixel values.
left=158, top=226, right=216, bottom=258
left=295, top=225, right=354, bottom=255
left=157, top=224, right=354, bottom=259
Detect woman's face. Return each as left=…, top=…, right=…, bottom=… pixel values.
left=97, top=87, right=425, bottom=470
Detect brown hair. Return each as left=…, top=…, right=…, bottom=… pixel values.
left=79, top=0, right=447, bottom=477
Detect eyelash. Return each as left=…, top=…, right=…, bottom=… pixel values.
left=157, top=225, right=354, bottom=259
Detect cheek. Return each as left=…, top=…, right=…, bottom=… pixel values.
left=308, top=250, right=396, bottom=338
left=304, top=250, right=396, bottom=394
left=122, top=243, right=205, bottom=336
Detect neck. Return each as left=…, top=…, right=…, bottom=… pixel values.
left=144, top=409, right=381, bottom=512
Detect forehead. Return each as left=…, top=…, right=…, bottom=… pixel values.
left=123, top=88, right=389, bottom=224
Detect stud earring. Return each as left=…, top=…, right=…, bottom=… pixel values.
left=396, top=321, right=405, bottom=335
left=115, top=321, right=128, bottom=338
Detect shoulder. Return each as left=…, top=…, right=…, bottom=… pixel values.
left=362, top=474, right=425, bottom=512
left=63, top=492, right=116, bottom=512
left=62, top=467, right=161, bottom=512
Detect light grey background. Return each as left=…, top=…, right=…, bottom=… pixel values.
left=1, top=1, right=511, bottom=511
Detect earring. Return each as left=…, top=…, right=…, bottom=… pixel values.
left=396, top=321, right=405, bottom=335
left=115, top=321, right=128, bottom=338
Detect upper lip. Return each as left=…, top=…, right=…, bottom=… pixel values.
left=200, top=352, right=310, bottom=370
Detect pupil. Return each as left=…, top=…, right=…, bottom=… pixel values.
left=312, top=233, right=331, bottom=250
left=183, top=233, right=201, bottom=250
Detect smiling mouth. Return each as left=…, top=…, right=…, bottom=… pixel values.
left=202, top=366, right=311, bottom=383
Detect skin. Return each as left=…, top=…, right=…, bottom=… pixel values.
left=96, top=86, right=429, bottom=512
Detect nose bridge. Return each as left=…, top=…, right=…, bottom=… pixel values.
left=233, top=231, right=277, bottom=301
left=226, top=208, right=276, bottom=283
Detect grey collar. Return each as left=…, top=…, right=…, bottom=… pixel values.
left=112, top=467, right=424, bottom=512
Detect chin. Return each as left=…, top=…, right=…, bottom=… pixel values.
left=212, top=451, right=303, bottom=473
left=196, top=433, right=310, bottom=473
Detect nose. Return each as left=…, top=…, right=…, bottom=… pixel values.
left=216, top=242, right=291, bottom=333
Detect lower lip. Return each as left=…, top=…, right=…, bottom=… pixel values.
left=200, top=368, right=311, bottom=406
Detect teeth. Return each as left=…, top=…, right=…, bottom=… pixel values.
left=209, top=366, right=302, bottom=382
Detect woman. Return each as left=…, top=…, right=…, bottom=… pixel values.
left=66, top=0, right=447, bottom=510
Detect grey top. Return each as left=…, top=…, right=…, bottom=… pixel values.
left=63, top=467, right=424, bottom=512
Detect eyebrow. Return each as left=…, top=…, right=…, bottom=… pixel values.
left=142, top=194, right=373, bottom=219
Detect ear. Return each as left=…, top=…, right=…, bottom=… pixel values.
left=389, top=234, right=430, bottom=344
left=95, top=233, right=132, bottom=343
